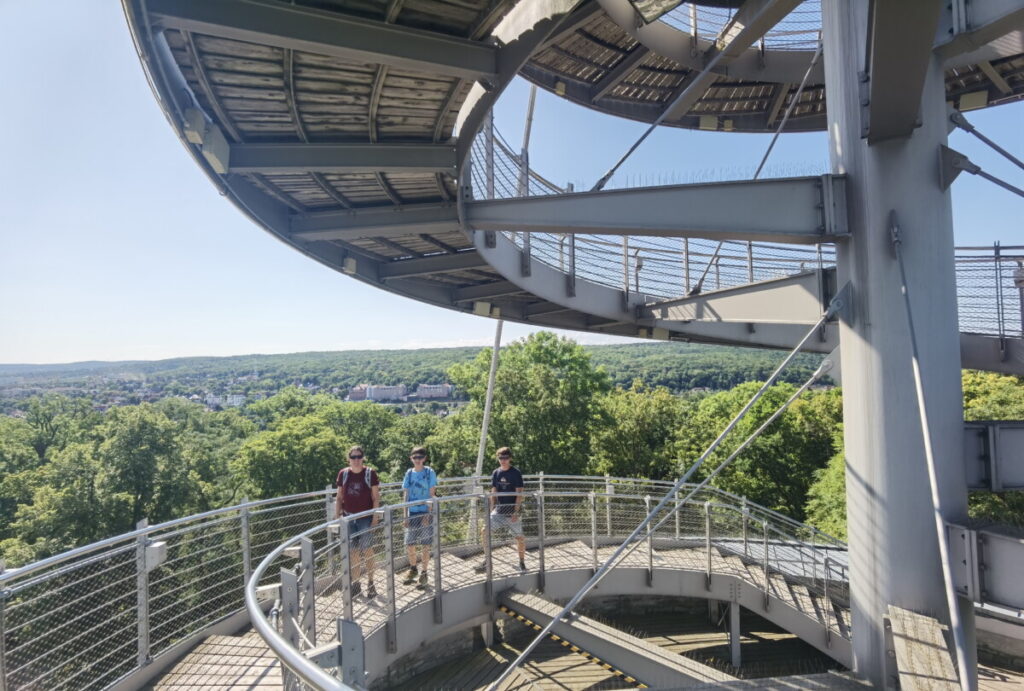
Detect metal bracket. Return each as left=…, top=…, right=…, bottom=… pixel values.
left=939, top=145, right=980, bottom=190
left=946, top=523, right=981, bottom=602
left=858, top=71, right=871, bottom=139
left=338, top=619, right=366, bottom=688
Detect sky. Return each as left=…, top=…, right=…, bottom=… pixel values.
left=1, top=1, right=1021, bottom=364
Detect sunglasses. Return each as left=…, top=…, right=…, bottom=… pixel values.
left=411, top=454, right=426, bottom=460
left=498, top=454, right=511, bottom=460
left=349, top=454, right=364, bottom=460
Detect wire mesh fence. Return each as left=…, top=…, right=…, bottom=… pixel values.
left=1, top=477, right=849, bottom=690
left=470, top=124, right=1024, bottom=339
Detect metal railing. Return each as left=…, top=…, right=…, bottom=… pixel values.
left=244, top=477, right=849, bottom=690
left=0, top=475, right=845, bottom=691
left=469, top=127, right=1024, bottom=340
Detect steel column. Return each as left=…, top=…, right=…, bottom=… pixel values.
left=537, top=489, right=546, bottom=592
left=299, top=537, right=316, bottom=645
left=589, top=492, right=599, bottom=573
left=704, top=502, right=712, bottom=590
left=824, top=556, right=833, bottom=648
left=281, top=567, right=300, bottom=691
left=822, top=0, right=974, bottom=685
left=341, top=520, right=354, bottom=621
left=433, top=498, right=443, bottom=624
left=604, top=476, right=613, bottom=537
left=240, top=502, right=252, bottom=585
left=384, top=509, right=397, bottom=653
left=730, top=602, right=741, bottom=668
left=742, top=499, right=749, bottom=557
left=762, top=521, right=770, bottom=611
left=484, top=495, right=494, bottom=604
left=136, top=519, right=150, bottom=668
left=645, top=495, right=653, bottom=586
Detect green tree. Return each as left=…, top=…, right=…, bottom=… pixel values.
left=588, top=382, right=692, bottom=480
left=232, top=414, right=349, bottom=498
left=380, top=413, right=441, bottom=480
left=804, top=432, right=847, bottom=539
left=318, top=401, right=399, bottom=469
left=675, top=383, right=842, bottom=519
left=448, top=332, right=612, bottom=475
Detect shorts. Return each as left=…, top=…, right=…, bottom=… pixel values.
left=490, top=509, right=523, bottom=539
left=347, top=516, right=374, bottom=550
left=404, top=513, right=432, bottom=546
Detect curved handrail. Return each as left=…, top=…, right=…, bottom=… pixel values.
left=244, top=485, right=850, bottom=690
left=0, top=475, right=844, bottom=691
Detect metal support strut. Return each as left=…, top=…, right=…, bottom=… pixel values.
left=890, top=211, right=971, bottom=691
left=487, top=294, right=844, bottom=690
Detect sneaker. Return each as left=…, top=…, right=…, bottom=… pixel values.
left=519, top=560, right=527, bottom=573
left=350, top=581, right=361, bottom=598
left=418, top=571, right=428, bottom=589
left=403, top=568, right=418, bottom=584
left=474, top=561, right=487, bottom=573
left=366, top=582, right=377, bottom=599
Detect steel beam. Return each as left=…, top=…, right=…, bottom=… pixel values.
left=465, top=176, right=847, bottom=244
left=863, top=0, right=944, bottom=142
left=228, top=143, right=457, bottom=175
left=147, top=0, right=498, bottom=81
left=454, top=0, right=584, bottom=165
left=453, top=280, right=523, bottom=303
left=662, top=0, right=803, bottom=120
left=963, top=421, right=1024, bottom=491
left=935, top=0, right=1024, bottom=61
left=378, top=251, right=486, bottom=279
left=591, top=46, right=650, bottom=102
left=290, top=204, right=459, bottom=241
left=644, top=270, right=830, bottom=325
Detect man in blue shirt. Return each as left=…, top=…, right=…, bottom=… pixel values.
left=402, top=446, right=438, bottom=588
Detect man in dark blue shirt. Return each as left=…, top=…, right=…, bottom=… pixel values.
left=486, top=446, right=526, bottom=572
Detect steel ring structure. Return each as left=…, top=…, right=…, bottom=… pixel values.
left=5, top=1, right=1021, bottom=689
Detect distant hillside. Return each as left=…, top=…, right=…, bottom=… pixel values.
left=0, top=341, right=823, bottom=412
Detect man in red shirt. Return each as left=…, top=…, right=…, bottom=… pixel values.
left=334, top=445, right=381, bottom=598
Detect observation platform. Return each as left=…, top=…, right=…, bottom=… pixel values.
left=121, top=0, right=1024, bottom=376
left=5, top=476, right=1021, bottom=690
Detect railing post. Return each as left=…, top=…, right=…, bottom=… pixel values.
left=135, top=518, right=150, bottom=668
left=484, top=494, right=493, bottom=604
left=824, top=555, right=833, bottom=647
left=746, top=241, right=754, bottom=283
left=1015, top=260, right=1024, bottom=335
left=645, top=495, right=653, bottom=586
left=674, top=490, right=681, bottom=540
left=622, top=236, right=630, bottom=299
left=281, top=566, right=300, bottom=690
left=1, top=560, right=8, bottom=691
left=741, top=498, right=749, bottom=558
left=325, top=484, right=334, bottom=523
left=432, top=498, right=443, bottom=624
left=538, top=471, right=545, bottom=494
left=240, top=501, right=252, bottom=585
left=762, top=520, right=770, bottom=611
left=994, top=242, right=1007, bottom=348
left=566, top=234, right=576, bottom=297
left=384, top=508, right=397, bottom=653
left=341, top=519, right=353, bottom=621
left=604, top=476, right=613, bottom=537
left=704, top=502, right=712, bottom=590
left=683, top=238, right=691, bottom=293
left=299, top=537, right=316, bottom=645
left=338, top=619, right=365, bottom=688
left=589, top=492, right=598, bottom=573
left=537, top=490, right=546, bottom=592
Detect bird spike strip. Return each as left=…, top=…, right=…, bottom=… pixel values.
left=496, top=604, right=648, bottom=688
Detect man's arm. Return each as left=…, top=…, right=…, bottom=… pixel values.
left=489, top=485, right=497, bottom=511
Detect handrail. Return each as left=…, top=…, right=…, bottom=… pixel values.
left=0, top=475, right=846, bottom=691
left=244, top=485, right=851, bottom=690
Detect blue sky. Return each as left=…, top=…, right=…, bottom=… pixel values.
left=1, top=1, right=1020, bottom=364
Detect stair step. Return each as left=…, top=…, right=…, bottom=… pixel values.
left=769, top=572, right=799, bottom=609
left=789, top=583, right=824, bottom=622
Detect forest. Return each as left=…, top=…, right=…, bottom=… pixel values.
left=0, top=342, right=825, bottom=412
left=1, top=331, right=1021, bottom=568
